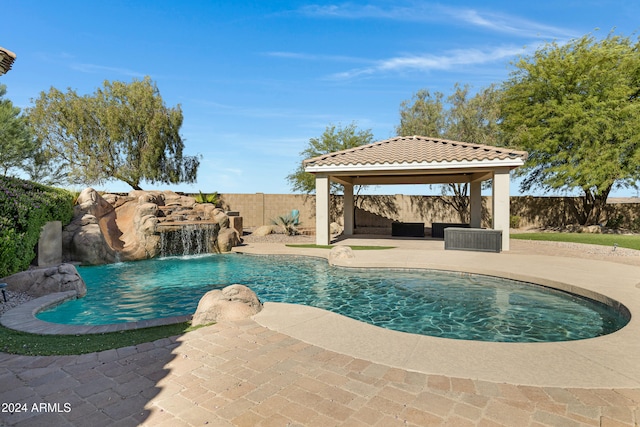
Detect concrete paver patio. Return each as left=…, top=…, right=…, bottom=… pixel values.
left=1, top=237, right=640, bottom=426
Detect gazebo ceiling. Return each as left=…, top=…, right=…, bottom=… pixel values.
left=304, top=135, right=528, bottom=178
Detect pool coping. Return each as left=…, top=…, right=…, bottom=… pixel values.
left=239, top=240, right=640, bottom=388
left=2, top=239, right=640, bottom=388
left=0, top=290, right=191, bottom=334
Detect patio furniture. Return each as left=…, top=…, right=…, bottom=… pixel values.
left=391, top=222, right=425, bottom=237
left=444, top=228, right=502, bottom=253
left=431, top=222, right=470, bottom=238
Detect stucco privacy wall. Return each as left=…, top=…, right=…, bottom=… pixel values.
left=219, top=193, right=316, bottom=230
left=218, top=193, right=473, bottom=230
left=217, top=193, right=640, bottom=230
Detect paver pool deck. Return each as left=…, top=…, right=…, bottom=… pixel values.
left=1, top=237, right=640, bottom=426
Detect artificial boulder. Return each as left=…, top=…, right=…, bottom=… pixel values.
left=217, top=228, right=242, bottom=253
left=582, top=225, right=602, bottom=234
left=2, top=264, right=87, bottom=297
left=63, top=188, right=242, bottom=265
left=212, top=208, right=230, bottom=228
left=76, top=187, right=115, bottom=218
left=66, top=220, right=118, bottom=265
left=329, top=245, right=355, bottom=266
left=252, top=225, right=275, bottom=237
left=62, top=188, right=119, bottom=264
left=192, top=284, right=263, bottom=326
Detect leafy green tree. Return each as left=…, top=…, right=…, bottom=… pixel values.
left=397, top=89, right=446, bottom=137
left=447, top=84, right=502, bottom=145
left=0, top=84, right=37, bottom=176
left=397, top=84, right=501, bottom=222
left=287, top=122, right=374, bottom=195
left=500, top=32, right=640, bottom=225
left=27, top=76, right=200, bottom=190
left=287, top=123, right=374, bottom=223
left=0, top=85, right=65, bottom=185
left=21, top=147, right=69, bottom=186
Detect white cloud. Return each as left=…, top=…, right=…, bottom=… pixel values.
left=277, top=4, right=578, bottom=81
left=191, top=98, right=335, bottom=122
left=264, top=51, right=370, bottom=64
left=222, top=167, right=243, bottom=176
left=298, top=3, right=577, bottom=39
left=299, top=3, right=422, bottom=20
left=69, top=63, right=146, bottom=78
left=328, top=45, right=524, bottom=80
left=450, top=8, right=578, bottom=39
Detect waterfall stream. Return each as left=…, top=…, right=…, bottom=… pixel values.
left=159, top=224, right=218, bottom=256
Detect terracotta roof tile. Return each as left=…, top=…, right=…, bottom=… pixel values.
left=304, top=135, right=528, bottom=167
left=0, top=47, right=16, bottom=76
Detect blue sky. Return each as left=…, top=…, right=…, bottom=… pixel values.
left=2, top=1, right=639, bottom=196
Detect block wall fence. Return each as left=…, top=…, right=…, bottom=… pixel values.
left=215, top=193, right=640, bottom=231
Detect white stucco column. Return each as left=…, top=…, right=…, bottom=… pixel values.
left=315, top=174, right=331, bottom=245
left=343, top=183, right=354, bottom=235
left=469, top=181, right=482, bottom=228
left=492, top=168, right=511, bottom=251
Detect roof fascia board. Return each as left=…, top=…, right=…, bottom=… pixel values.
left=305, top=158, right=524, bottom=174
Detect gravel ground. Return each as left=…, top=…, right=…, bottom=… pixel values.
left=0, top=290, right=35, bottom=316
left=241, top=232, right=316, bottom=244
left=510, top=238, right=640, bottom=266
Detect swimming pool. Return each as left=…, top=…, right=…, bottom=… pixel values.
left=37, top=253, right=629, bottom=342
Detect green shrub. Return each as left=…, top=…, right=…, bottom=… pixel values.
left=606, top=214, right=624, bottom=229
left=510, top=215, right=521, bottom=229
left=194, top=190, right=219, bottom=205
left=70, top=190, right=82, bottom=205
left=0, top=176, right=74, bottom=277
left=271, top=214, right=299, bottom=236
left=0, top=217, right=20, bottom=276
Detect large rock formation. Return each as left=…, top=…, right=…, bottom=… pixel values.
left=217, top=228, right=243, bottom=252
left=3, top=264, right=87, bottom=297
left=63, top=188, right=242, bottom=265
left=192, top=284, right=263, bottom=326
left=62, top=188, right=119, bottom=264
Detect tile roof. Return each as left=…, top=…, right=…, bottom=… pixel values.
left=0, top=47, right=16, bottom=76
left=304, top=135, right=528, bottom=168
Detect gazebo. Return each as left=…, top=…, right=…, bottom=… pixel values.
left=303, top=135, right=528, bottom=250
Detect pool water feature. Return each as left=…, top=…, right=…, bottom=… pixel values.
left=37, top=254, right=629, bottom=342
left=158, top=223, right=218, bottom=256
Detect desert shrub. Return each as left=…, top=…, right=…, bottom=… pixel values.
left=271, top=214, right=300, bottom=236
left=510, top=215, right=521, bottom=229
left=194, top=191, right=219, bottom=205
left=0, top=176, right=74, bottom=277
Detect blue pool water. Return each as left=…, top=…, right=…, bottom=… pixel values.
left=37, top=254, right=629, bottom=342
